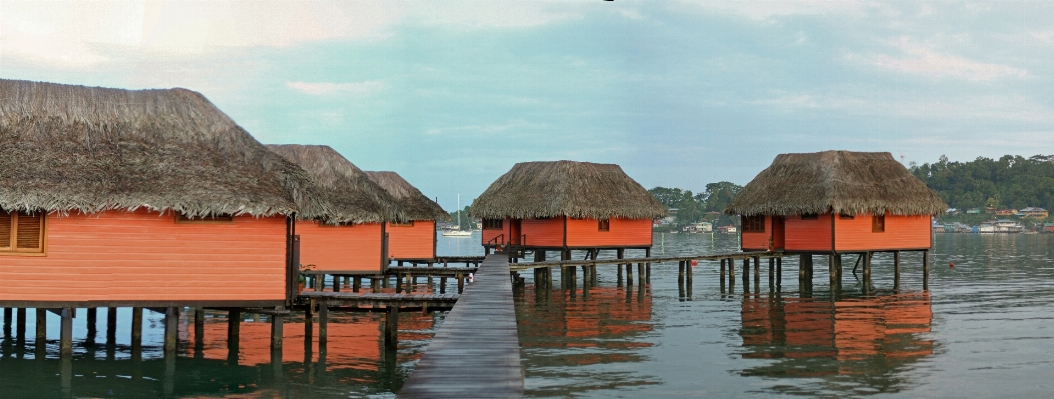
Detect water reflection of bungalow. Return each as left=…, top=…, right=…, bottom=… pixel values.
left=728, top=151, right=945, bottom=255
left=518, top=286, right=653, bottom=360
left=471, top=161, right=666, bottom=257
left=365, top=171, right=450, bottom=262
left=268, top=145, right=406, bottom=274
left=739, top=293, right=933, bottom=380
left=0, top=80, right=335, bottom=311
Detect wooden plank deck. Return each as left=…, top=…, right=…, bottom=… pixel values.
left=297, top=291, right=459, bottom=309
left=508, top=250, right=779, bottom=271
left=398, top=254, right=523, bottom=398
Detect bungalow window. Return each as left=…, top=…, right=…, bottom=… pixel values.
left=0, top=210, right=46, bottom=255
left=175, top=212, right=234, bottom=223
left=801, top=213, right=819, bottom=220
left=598, top=219, right=610, bottom=232
left=872, top=214, right=886, bottom=232
left=742, top=215, right=765, bottom=232
left=483, top=219, right=503, bottom=230
left=390, top=221, right=415, bottom=227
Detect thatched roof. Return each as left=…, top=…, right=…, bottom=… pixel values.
left=266, top=145, right=406, bottom=223
left=469, top=160, right=667, bottom=220
left=364, top=171, right=449, bottom=221
left=726, top=151, right=947, bottom=216
left=0, top=79, right=330, bottom=219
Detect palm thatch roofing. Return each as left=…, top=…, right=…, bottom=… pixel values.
left=364, top=171, right=449, bottom=221
left=469, top=160, right=667, bottom=220
left=0, top=79, right=332, bottom=220
left=266, top=145, right=406, bottom=223
left=726, top=150, right=947, bottom=217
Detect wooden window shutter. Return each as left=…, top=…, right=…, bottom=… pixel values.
left=16, top=211, right=43, bottom=250
left=0, top=211, right=11, bottom=249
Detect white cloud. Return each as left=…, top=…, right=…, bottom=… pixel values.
left=686, top=0, right=870, bottom=20
left=286, top=81, right=385, bottom=96
left=854, top=37, right=1029, bottom=81
left=0, top=1, right=582, bottom=69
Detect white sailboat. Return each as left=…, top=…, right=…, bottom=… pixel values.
left=442, top=193, right=473, bottom=237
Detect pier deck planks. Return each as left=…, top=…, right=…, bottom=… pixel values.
left=398, top=254, right=523, bottom=398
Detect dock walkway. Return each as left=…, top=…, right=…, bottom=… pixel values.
left=398, top=253, right=523, bottom=398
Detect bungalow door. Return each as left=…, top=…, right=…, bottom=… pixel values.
left=509, top=219, right=523, bottom=245
left=772, top=216, right=786, bottom=250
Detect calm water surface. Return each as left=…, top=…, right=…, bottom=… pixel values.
left=1, top=232, right=1053, bottom=397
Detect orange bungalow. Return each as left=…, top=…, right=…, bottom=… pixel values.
left=0, top=79, right=348, bottom=355
left=470, top=161, right=667, bottom=259
left=364, top=171, right=449, bottom=263
left=727, top=151, right=946, bottom=256
left=267, top=145, right=406, bottom=276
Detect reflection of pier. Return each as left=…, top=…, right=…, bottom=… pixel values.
left=738, top=292, right=933, bottom=390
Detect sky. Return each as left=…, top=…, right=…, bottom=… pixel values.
left=3, top=1, right=1053, bottom=211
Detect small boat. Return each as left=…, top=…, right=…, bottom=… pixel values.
left=442, top=193, right=473, bottom=237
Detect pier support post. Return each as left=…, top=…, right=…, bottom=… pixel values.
left=646, top=247, right=652, bottom=283
left=753, top=256, right=760, bottom=287
left=625, top=262, right=633, bottom=286
left=385, top=306, right=399, bottom=350
left=164, top=307, right=178, bottom=355
left=727, top=258, right=735, bottom=289
left=319, top=301, right=329, bottom=346
left=228, top=310, right=241, bottom=347
left=86, top=307, right=97, bottom=345
left=35, top=308, right=46, bottom=344
left=893, top=250, right=901, bottom=289
left=683, top=261, right=691, bottom=285
left=271, top=307, right=284, bottom=351
left=829, top=254, right=839, bottom=289
left=776, top=257, right=782, bottom=286
left=720, top=259, right=727, bottom=292
left=353, top=277, right=361, bottom=292
left=131, top=307, right=143, bottom=352
left=457, top=273, right=465, bottom=294
left=768, top=258, right=775, bottom=290
left=106, top=307, right=117, bottom=345
left=60, top=308, right=73, bottom=358
left=2, top=308, right=10, bottom=336
left=194, top=307, right=205, bottom=342
left=862, top=252, right=872, bottom=295
left=16, top=308, right=26, bottom=341
left=678, top=260, right=685, bottom=281
left=923, top=250, right=929, bottom=290
left=742, top=258, right=750, bottom=289
left=617, top=248, right=625, bottom=287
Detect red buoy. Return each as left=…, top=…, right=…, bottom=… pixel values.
left=950, top=261, right=955, bottom=269
left=691, top=260, right=698, bottom=267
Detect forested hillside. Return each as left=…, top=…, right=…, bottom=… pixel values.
left=648, top=182, right=742, bottom=225
left=910, top=155, right=1054, bottom=211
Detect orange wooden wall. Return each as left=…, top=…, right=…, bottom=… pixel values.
left=481, top=218, right=510, bottom=246
left=386, top=220, right=434, bottom=260
left=834, top=213, right=931, bottom=251
left=565, top=218, right=651, bottom=248
left=741, top=216, right=772, bottom=251
left=297, top=221, right=383, bottom=272
left=520, top=218, right=564, bottom=247
left=0, top=210, right=286, bottom=302
left=784, top=213, right=834, bottom=251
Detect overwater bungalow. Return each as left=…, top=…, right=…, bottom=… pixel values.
left=364, top=171, right=449, bottom=263
left=267, top=145, right=406, bottom=275
left=470, top=160, right=667, bottom=259
left=0, top=79, right=334, bottom=311
left=726, top=151, right=946, bottom=254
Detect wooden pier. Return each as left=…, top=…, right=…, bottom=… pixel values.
left=398, top=253, right=523, bottom=398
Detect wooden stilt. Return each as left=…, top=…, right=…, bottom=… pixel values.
left=164, top=307, right=178, bottom=354
left=60, top=308, right=73, bottom=358
left=893, top=250, right=901, bottom=289
left=228, top=310, right=240, bottom=347
left=353, top=277, right=361, bottom=293
left=131, top=307, right=143, bottom=350
left=193, top=307, right=205, bottom=343
left=35, top=308, right=46, bottom=344
left=271, top=307, right=284, bottom=351
left=923, top=250, right=929, bottom=290
left=646, top=247, right=652, bottom=283
left=753, top=256, right=761, bottom=286
left=626, top=262, right=633, bottom=285
left=776, top=257, right=782, bottom=285
left=86, top=307, right=97, bottom=344
left=742, top=258, right=750, bottom=288
left=385, top=305, right=399, bottom=349
left=440, top=277, right=447, bottom=293
left=16, top=307, right=26, bottom=339
left=684, top=261, right=692, bottom=284
left=457, top=273, right=465, bottom=294
left=720, top=259, right=727, bottom=292
left=678, top=260, right=685, bottom=281
left=2, top=308, right=10, bottom=336
left=728, top=258, right=735, bottom=288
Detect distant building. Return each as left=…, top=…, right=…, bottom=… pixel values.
left=947, top=208, right=960, bottom=215
left=932, top=224, right=946, bottom=233
left=1020, top=207, right=1049, bottom=219
left=994, top=209, right=1017, bottom=216
left=966, top=208, right=982, bottom=214
left=717, top=225, right=737, bottom=234
left=1043, top=223, right=1054, bottom=233
left=978, top=223, right=995, bottom=233
left=994, top=220, right=1024, bottom=233
left=684, top=222, right=712, bottom=233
